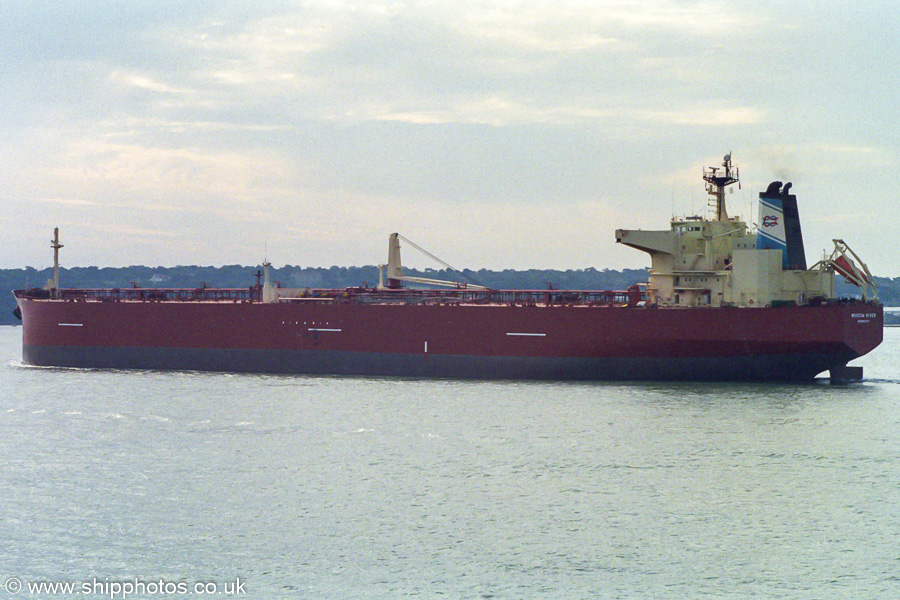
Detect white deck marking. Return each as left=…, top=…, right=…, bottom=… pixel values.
left=308, top=328, right=342, bottom=332
left=506, top=332, right=546, bottom=337
left=58, top=323, right=84, bottom=327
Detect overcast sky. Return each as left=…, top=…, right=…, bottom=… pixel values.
left=1, top=1, right=897, bottom=276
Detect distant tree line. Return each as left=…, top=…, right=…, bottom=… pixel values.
left=3, top=264, right=898, bottom=325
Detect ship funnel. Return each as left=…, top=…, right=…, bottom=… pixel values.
left=758, top=181, right=807, bottom=270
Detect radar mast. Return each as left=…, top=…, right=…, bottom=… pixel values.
left=703, top=153, right=739, bottom=221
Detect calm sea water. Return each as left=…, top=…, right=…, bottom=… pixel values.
left=1, top=325, right=898, bottom=600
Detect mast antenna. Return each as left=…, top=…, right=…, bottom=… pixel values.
left=703, top=153, right=740, bottom=221
left=51, top=227, right=63, bottom=299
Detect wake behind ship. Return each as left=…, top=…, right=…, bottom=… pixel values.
left=14, top=155, right=883, bottom=381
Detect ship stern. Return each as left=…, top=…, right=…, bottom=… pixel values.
left=830, top=301, right=883, bottom=381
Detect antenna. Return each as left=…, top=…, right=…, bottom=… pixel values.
left=703, top=153, right=740, bottom=221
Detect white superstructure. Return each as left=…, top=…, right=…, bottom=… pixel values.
left=616, top=154, right=873, bottom=308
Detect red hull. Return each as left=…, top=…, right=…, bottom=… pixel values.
left=15, top=296, right=883, bottom=381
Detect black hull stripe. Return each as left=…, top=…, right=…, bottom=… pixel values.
left=22, top=345, right=855, bottom=382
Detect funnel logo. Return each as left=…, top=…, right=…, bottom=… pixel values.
left=757, top=196, right=788, bottom=266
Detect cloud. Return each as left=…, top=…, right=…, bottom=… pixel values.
left=2, top=1, right=898, bottom=275
left=758, top=143, right=897, bottom=177
left=128, top=0, right=769, bottom=129
left=36, top=197, right=105, bottom=208
left=371, top=98, right=767, bottom=127
left=371, top=96, right=585, bottom=126
left=44, top=137, right=298, bottom=211
left=109, top=70, right=189, bottom=94
left=637, top=106, right=768, bottom=126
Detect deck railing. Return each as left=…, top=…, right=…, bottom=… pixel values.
left=15, top=284, right=646, bottom=307
left=15, top=287, right=262, bottom=303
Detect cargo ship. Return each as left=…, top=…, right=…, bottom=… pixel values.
left=13, top=155, right=883, bottom=381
